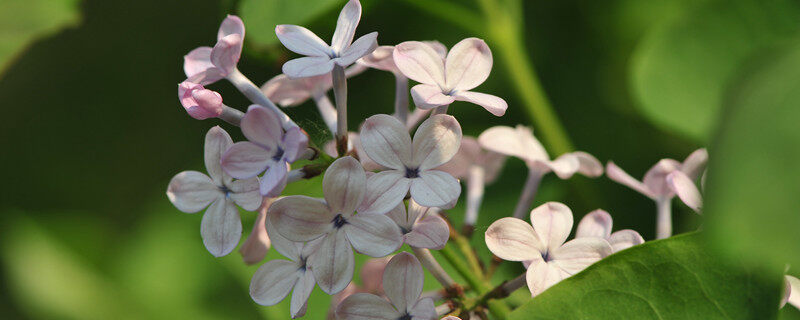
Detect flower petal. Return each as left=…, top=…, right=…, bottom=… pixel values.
left=382, top=252, right=424, bottom=313
left=572, top=151, right=604, bottom=178
left=606, top=161, right=655, bottom=199
left=336, top=293, right=401, bottom=320
left=201, top=198, right=242, bottom=257
left=260, top=161, right=289, bottom=197
left=680, top=148, right=709, bottom=180
left=283, top=56, right=336, bottom=78
left=227, top=178, right=262, bottom=211
left=360, top=257, right=391, bottom=294
left=409, top=170, right=461, bottom=208
left=544, top=153, right=581, bottom=179
left=336, top=32, right=378, bottom=67
left=331, top=0, right=362, bottom=53
left=787, top=275, right=800, bottom=309
left=204, top=126, right=234, bottom=185
left=360, top=114, right=413, bottom=170
left=241, top=105, right=283, bottom=148
left=666, top=171, right=703, bottom=213
left=358, top=45, right=398, bottom=73
left=261, top=74, right=317, bottom=107
left=409, top=84, right=454, bottom=109
left=360, top=171, right=411, bottom=214
left=526, top=258, right=569, bottom=296
left=275, top=24, right=332, bottom=57
left=167, top=171, right=221, bottom=213
left=266, top=213, right=301, bottom=261
left=575, top=209, right=612, bottom=239
left=485, top=217, right=544, bottom=261
left=311, top=230, right=355, bottom=294
left=445, top=38, right=492, bottom=91
left=551, top=237, right=612, bottom=274
left=405, top=214, right=449, bottom=250
left=323, top=157, right=367, bottom=215
left=385, top=202, right=411, bottom=230
left=270, top=195, right=334, bottom=242
left=478, top=125, right=549, bottom=164
left=412, top=114, right=462, bottom=170
left=220, top=141, right=271, bottom=179
left=218, top=15, right=245, bottom=40
left=281, top=127, right=309, bottom=163
left=408, top=297, right=436, bottom=319
left=642, top=159, right=681, bottom=197
left=240, top=206, right=270, bottom=265
left=249, top=259, right=300, bottom=306
left=530, top=202, right=574, bottom=252
left=184, top=47, right=214, bottom=78
left=210, top=34, right=242, bottom=75
left=290, top=270, right=316, bottom=318
left=344, top=213, right=403, bottom=257
left=608, top=229, right=644, bottom=252
left=451, top=91, right=507, bottom=116
left=393, top=41, right=446, bottom=85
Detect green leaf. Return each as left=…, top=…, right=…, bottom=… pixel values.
left=238, top=0, right=341, bottom=48
left=630, top=0, right=800, bottom=141
left=508, top=233, right=781, bottom=320
left=0, top=0, right=81, bottom=75
left=705, top=41, right=800, bottom=271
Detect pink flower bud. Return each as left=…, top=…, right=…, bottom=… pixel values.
left=178, top=81, right=224, bottom=120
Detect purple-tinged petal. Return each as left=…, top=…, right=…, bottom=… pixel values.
left=485, top=217, right=544, bottom=261
left=336, top=293, right=401, bottom=320
left=204, top=126, right=233, bottom=185
left=227, top=178, right=262, bottom=211
left=210, top=34, right=242, bottom=76
left=575, top=209, right=612, bottom=239
left=201, top=198, right=242, bottom=257
left=680, top=148, right=709, bottom=180
left=393, top=41, right=446, bottom=86
left=435, top=136, right=478, bottom=179
left=385, top=202, right=411, bottom=230
left=451, top=90, right=507, bottom=116
left=290, top=270, right=315, bottom=318
left=606, top=161, right=655, bottom=199
left=270, top=195, right=334, bottom=242
left=572, top=151, right=604, bottom=178
left=311, top=229, right=355, bottom=294
left=324, top=157, right=367, bottom=215
left=344, top=213, right=402, bottom=257
left=275, top=24, right=332, bottom=57
left=382, top=252, right=424, bottom=312
left=241, top=105, right=283, bottom=149
left=445, top=38, right=492, bottom=91
left=359, top=170, right=411, bottom=215
left=166, top=171, right=221, bottom=213
left=408, top=297, right=436, bottom=319
left=331, top=0, right=362, bottom=53
left=250, top=259, right=300, bottom=305
left=178, top=81, right=223, bottom=120
left=608, top=229, right=644, bottom=252
left=358, top=45, right=398, bottom=73
left=478, top=125, right=549, bottom=164
left=405, top=214, right=449, bottom=250
left=550, top=237, right=612, bottom=274
left=643, top=159, right=681, bottom=198
left=282, top=126, right=309, bottom=163
left=409, top=170, right=461, bottom=208
left=410, top=84, right=455, bottom=109
left=183, top=47, right=214, bottom=79
left=530, top=202, right=574, bottom=252
left=218, top=15, right=245, bottom=40
left=360, top=114, right=413, bottom=170
left=260, top=161, right=289, bottom=197
left=666, top=171, right=703, bottom=213
left=412, top=114, right=462, bottom=170
left=425, top=41, right=448, bottom=60
left=336, top=32, right=378, bottom=67
left=544, top=153, right=581, bottom=179
left=240, top=205, right=270, bottom=265
left=261, top=74, right=319, bottom=107
left=266, top=213, right=301, bottom=261
left=221, top=141, right=271, bottom=179
left=283, top=56, right=336, bottom=78
left=360, top=257, right=391, bottom=294
left=526, top=258, right=569, bottom=297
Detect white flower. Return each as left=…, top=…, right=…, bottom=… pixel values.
left=385, top=200, right=450, bottom=250
left=782, top=275, right=800, bottom=309
left=485, top=202, right=612, bottom=296
left=269, top=156, right=403, bottom=294
left=606, top=148, right=707, bottom=203
left=166, top=126, right=262, bottom=257
left=358, top=114, right=462, bottom=214
left=275, top=0, right=378, bottom=78
left=335, top=252, right=436, bottom=320
left=575, top=209, right=644, bottom=252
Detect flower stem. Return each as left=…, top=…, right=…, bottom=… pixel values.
left=462, top=166, right=486, bottom=237
left=411, top=247, right=463, bottom=299
left=512, top=169, right=543, bottom=219
left=656, top=198, right=672, bottom=239
left=394, top=75, right=409, bottom=124
left=226, top=68, right=298, bottom=130
left=438, top=245, right=511, bottom=319
left=218, top=104, right=244, bottom=126
left=331, top=65, right=348, bottom=156
left=432, top=104, right=449, bottom=115
left=467, top=272, right=527, bottom=311
left=312, top=91, right=338, bottom=135
left=405, top=108, right=430, bottom=130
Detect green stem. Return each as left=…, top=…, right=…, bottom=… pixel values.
left=439, top=245, right=511, bottom=318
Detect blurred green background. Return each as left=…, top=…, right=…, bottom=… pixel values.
left=1, top=0, right=799, bottom=319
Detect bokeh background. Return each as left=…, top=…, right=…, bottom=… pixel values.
left=1, top=0, right=799, bottom=319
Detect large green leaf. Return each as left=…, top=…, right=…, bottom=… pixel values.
left=705, top=41, right=800, bottom=271
left=238, top=0, right=341, bottom=48
left=630, top=0, right=800, bottom=141
left=508, top=233, right=781, bottom=320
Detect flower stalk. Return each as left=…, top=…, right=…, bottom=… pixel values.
left=312, top=91, right=338, bottom=134
left=226, top=69, right=298, bottom=129
left=394, top=75, right=409, bottom=123
left=218, top=105, right=244, bottom=126
left=656, top=197, right=672, bottom=239
left=512, top=169, right=543, bottom=219
left=332, top=65, right=349, bottom=156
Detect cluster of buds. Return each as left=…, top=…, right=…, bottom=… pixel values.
left=165, top=1, right=726, bottom=319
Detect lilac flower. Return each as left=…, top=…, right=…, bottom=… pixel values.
left=261, top=65, right=366, bottom=107
left=323, top=132, right=383, bottom=171
left=575, top=209, right=644, bottom=253
left=666, top=170, right=704, bottom=213
left=358, top=41, right=447, bottom=75
left=393, top=38, right=507, bottom=116
left=269, top=157, right=403, bottom=294
left=485, top=202, right=612, bottom=296
left=239, top=198, right=272, bottom=265
left=335, top=252, right=437, bottom=320
left=385, top=200, right=449, bottom=250
left=358, top=114, right=462, bottom=214
left=221, top=105, right=308, bottom=196
left=782, top=275, right=800, bottom=309
left=166, top=127, right=262, bottom=257
left=178, top=81, right=224, bottom=120
left=275, top=0, right=378, bottom=78
left=183, top=15, right=245, bottom=85
left=329, top=257, right=391, bottom=317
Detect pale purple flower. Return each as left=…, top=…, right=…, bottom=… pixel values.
left=485, top=202, right=613, bottom=296
left=335, top=252, right=437, bottom=320
left=666, top=171, right=704, bottom=213
left=261, top=65, right=367, bottom=107
left=269, top=156, right=403, bottom=294
left=358, top=41, right=447, bottom=75
left=437, top=136, right=506, bottom=183
left=183, top=15, right=245, bottom=85
left=239, top=198, right=272, bottom=265
left=329, top=257, right=392, bottom=317
left=393, top=38, right=508, bottom=116
left=358, top=114, right=463, bottom=213
left=575, top=209, right=644, bottom=253
left=385, top=200, right=449, bottom=250
left=178, top=81, right=224, bottom=120
left=606, top=148, right=707, bottom=202
left=275, top=0, right=378, bottom=78
left=782, top=275, right=800, bottom=309
left=221, top=105, right=309, bottom=196
left=166, top=126, right=262, bottom=257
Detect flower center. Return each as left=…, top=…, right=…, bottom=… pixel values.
left=405, top=167, right=420, bottom=178
left=219, top=185, right=231, bottom=197
left=332, top=214, right=348, bottom=229
left=397, top=314, right=412, bottom=320
left=272, top=147, right=285, bottom=162
left=541, top=251, right=551, bottom=262
left=298, top=256, right=308, bottom=272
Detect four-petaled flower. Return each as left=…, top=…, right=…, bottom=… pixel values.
left=270, top=156, right=403, bottom=294
left=485, top=202, right=612, bottom=296
left=221, top=105, right=308, bottom=197
left=178, top=81, right=224, bottom=120
left=358, top=114, right=463, bottom=214
left=385, top=200, right=450, bottom=250
left=166, top=126, right=262, bottom=257
left=184, top=15, right=245, bottom=85
left=606, top=148, right=707, bottom=204
left=358, top=41, right=447, bottom=75
left=575, top=209, right=644, bottom=253
left=336, top=252, right=437, bottom=320
left=276, top=0, right=378, bottom=78
left=393, top=38, right=508, bottom=116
